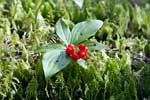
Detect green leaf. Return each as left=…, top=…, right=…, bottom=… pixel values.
left=83, top=40, right=107, bottom=51
left=71, top=20, right=103, bottom=44
left=73, top=0, right=84, bottom=8
left=35, top=44, right=65, bottom=53
left=56, top=18, right=72, bottom=45
left=77, top=59, right=87, bottom=69
left=42, top=49, right=70, bottom=80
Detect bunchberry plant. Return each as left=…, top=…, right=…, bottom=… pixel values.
left=42, top=18, right=103, bottom=80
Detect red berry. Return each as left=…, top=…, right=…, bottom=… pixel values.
left=71, top=52, right=79, bottom=60
left=78, top=43, right=86, bottom=51
left=79, top=51, right=86, bottom=58
left=66, top=46, right=74, bottom=55
left=84, top=46, right=88, bottom=53
left=68, top=44, right=75, bottom=48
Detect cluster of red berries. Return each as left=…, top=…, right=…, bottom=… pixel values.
left=65, top=43, right=88, bottom=61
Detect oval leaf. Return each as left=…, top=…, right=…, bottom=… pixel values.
left=83, top=40, right=107, bottom=51
left=77, top=59, right=87, bottom=69
left=42, top=49, right=70, bottom=80
left=35, top=44, right=65, bottom=53
left=56, top=18, right=72, bottom=45
left=71, top=20, right=103, bottom=44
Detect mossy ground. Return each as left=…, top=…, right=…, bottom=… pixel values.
left=0, top=0, right=150, bottom=100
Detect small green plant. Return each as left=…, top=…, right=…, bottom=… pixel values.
left=42, top=18, right=103, bottom=80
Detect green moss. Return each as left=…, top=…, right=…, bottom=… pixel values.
left=0, top=0, right=150, bottom=100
